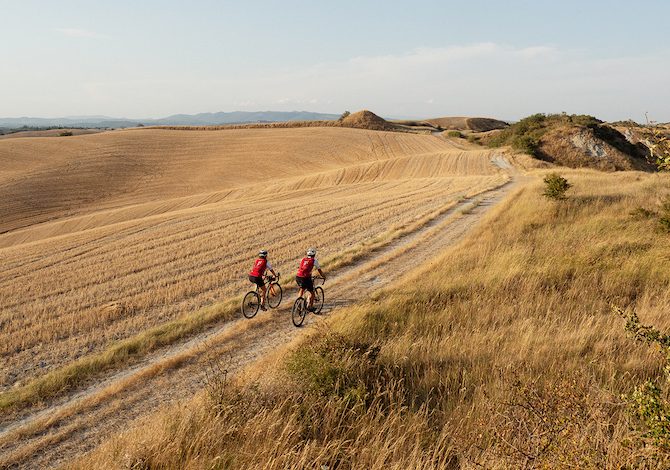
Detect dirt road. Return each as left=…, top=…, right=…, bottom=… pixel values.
left=0, top=162, right=516, bottom=469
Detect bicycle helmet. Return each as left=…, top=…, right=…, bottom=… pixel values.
left=259, top=249, right=268, bottom=258
left=306, top=248, right=316, bottom=257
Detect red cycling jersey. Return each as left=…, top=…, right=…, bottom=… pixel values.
left=249, top=258, right=268, bottom=277
left=297, top=257, right=315, bottom=277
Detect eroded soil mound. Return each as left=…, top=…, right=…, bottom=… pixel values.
left=340, top=110, right=398, bottom=131
left=481, top=113, right=655, bottom=171
left=539, top=126, right=653, bottom=171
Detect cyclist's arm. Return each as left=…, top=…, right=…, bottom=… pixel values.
left=266, top=260, right=276, bottom=277
left=314, top=259, right=324, bottom=279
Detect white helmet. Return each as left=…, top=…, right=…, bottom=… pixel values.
left=306, top=248, right=316, bottom=257
left=258, top=249, right=268, bottom=258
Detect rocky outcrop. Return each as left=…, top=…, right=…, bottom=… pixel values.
left=538, top=126, right=654, bottom=171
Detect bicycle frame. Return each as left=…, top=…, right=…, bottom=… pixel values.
left=257, top=272, right=280, bottom=293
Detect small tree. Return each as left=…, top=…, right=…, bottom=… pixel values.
left=338, top=111, right=351, bottom=122
left=542, top=173, right=572, bottom=200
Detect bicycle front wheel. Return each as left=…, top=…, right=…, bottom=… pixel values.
left=267, top=282, right=283, bottom=309
left=292, top=297, right=307, bottom=327
left=242, top=291, right=261, bottom=319
left=313, top=286, right=324, bottom=314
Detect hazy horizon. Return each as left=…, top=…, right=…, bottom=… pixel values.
left=3, top=0, right=670, bottom=122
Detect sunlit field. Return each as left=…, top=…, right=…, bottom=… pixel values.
left=0, top=127, right=507, bottom=399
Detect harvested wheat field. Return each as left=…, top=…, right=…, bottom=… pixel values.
left=70, top=170, right=670, bottom=470
left=0, top=126, right=508, bottom=416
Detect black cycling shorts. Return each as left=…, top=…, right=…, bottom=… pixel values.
left=295, top=275, right=314, bottom=292
left=248, top=275, right=264, bottom=288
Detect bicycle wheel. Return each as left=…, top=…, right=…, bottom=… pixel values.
left=292, top=297, right=307, bottom=327
left=267, top=282, right=283, bottom=309
left=242, top=291, right=261, bottom=319
left=313, top=286, right=324, bottom=314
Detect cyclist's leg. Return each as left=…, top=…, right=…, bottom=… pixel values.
left=296, top=276, right=304, bottom=299
left=307, top=289, right=315, bottom=308
left=260, top=284, right=267, bottom=305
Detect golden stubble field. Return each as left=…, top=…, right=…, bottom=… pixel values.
left=0, top=127, right=507, bottom=392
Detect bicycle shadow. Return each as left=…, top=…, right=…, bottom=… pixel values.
left=316, top=298, right=355, bottom=316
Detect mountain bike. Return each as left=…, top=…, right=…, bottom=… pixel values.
left=291, top=276, right=325, bottom=327
left=241, top=272, right=282, bottom=319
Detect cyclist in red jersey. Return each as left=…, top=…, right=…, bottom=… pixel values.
left=248, top=249, right=277, bottom=311
left=295, top=248, right=325, bottom=312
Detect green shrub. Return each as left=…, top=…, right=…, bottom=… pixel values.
left=446, top=130, right=462, bottom=138
left=630, top=207, right=657, bottom=220
left=644, top=120, right=670, bottom=171
left=542, top=173, right=572, bottom=200
left=629, top=198, right=670, bottom=233
left=511, top=135, right=539, bottom=154
left=483, top=113, right=602, bottom=158
left=659, top=202, right=670, bottom=233
left=614, top=307, right=670, bottom=451
left=59, top=131, right=73, bottom=137
left=285, top=333, right=379, bottom=399
left=338, top=110, right=351, bottom=122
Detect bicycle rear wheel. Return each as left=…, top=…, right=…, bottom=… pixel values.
left=242, top=291, right=261, bottom=318
left=292, top=297, right=307, bottom=327
left=267, top=282, right=283, bottom=309
left=313, top=286, right=324, bottom=314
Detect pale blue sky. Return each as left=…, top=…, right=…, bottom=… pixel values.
left=2, top=0, right=669, bottom=121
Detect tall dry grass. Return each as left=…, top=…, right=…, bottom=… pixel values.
left=71, top=170, right=670, bottom=469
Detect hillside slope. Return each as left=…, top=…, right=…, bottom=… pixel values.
left=482, top=113, right=654, bottom=171
left=0, top=126, right=442, bottom=235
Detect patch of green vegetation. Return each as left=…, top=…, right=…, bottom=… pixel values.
left=629, top=196, right=670, bottom=233
left=630, top=207, right=657, bottom=220
left=285, top=333, right=378, bottom=400
left=485, top=113, right=601, bottom=157
left=446, top=130, right=462, bottom=138
left=543, top=173, right=572, bottom=200
left=659, top=198, right=670, bottom=233
left=615, top=307, right=670, bottom=453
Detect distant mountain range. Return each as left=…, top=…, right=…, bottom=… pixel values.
left=0, top=111, right=341, bottom=129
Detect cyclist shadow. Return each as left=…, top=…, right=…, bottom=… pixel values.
left=317, top=298, right=354, bottom=316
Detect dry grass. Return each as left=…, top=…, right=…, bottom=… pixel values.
left=0, top=300, right=238, bottom=411
left=0, top=129, right=101, bottom=139
left=425, top=116, right=509, bottom=132
left=71, top=170, right=670, bottom=469
left=0, top=127, right=506, bottom=408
